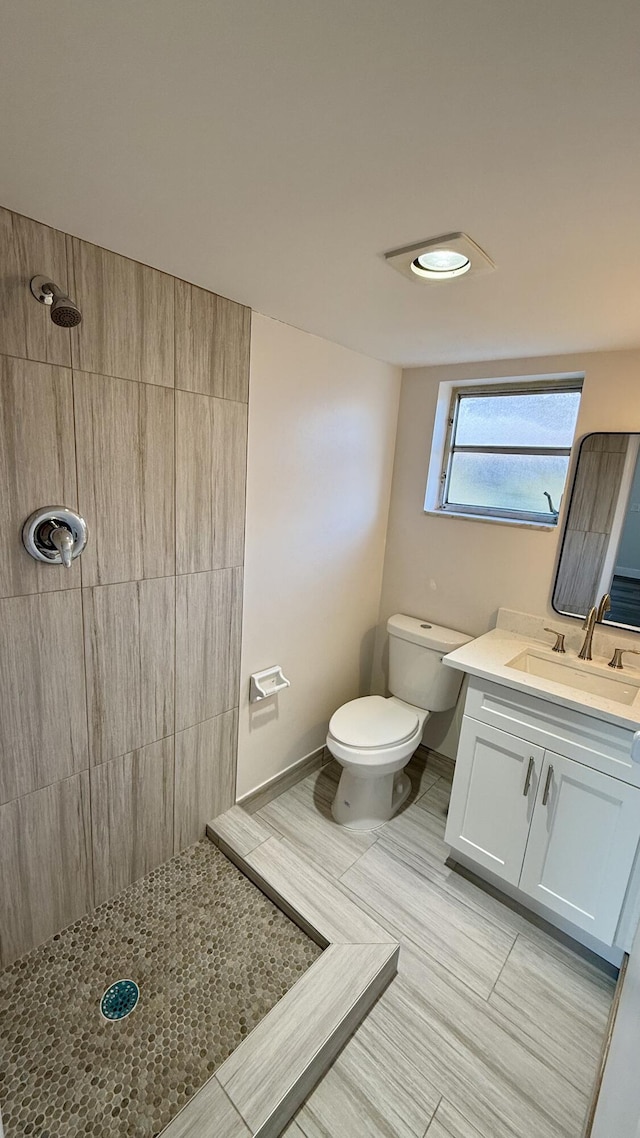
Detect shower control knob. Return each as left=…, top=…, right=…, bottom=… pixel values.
left=22, top=506, right=88, bottom=569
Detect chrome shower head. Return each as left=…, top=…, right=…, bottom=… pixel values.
left=30, top=275, right=82, bottom=327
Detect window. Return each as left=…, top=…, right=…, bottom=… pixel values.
left=428, top=379, right=582, bottom=525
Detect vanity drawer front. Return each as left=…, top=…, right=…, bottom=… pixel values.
left=464, top=676, right=639, bottom=787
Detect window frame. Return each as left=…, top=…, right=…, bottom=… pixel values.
left=427, top=377, right=583, bottom=527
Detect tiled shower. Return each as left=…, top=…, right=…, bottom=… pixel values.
left=0, top=206, right=250, bottom=968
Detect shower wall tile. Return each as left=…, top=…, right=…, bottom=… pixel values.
left=0, top=207, right=248, bottom=961
left=0, top=771, right=92, bottom=968
left=176, top=568, right=243, bottom=731
left=0, top=207, right=71, bottom=367
left=91, top=737, right=175, bottom=904
left=83, top=577, right=175, bottom=765
left=174, top=710, right=238, bottom=851
left=0, top=355, right=80, bottom=598
left=74, top=371, right=175, bottom=586
left=175, top=279, right=250, bottom=402
left=68, top=237, right=174, bottom=387
left=0, top=590, right=88, bottom=806
left=176, top=392, right=247, bottom=574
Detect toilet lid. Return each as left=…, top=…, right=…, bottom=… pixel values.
left=329, top=696, right=419, bottom=749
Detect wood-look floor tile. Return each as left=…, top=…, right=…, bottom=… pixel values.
left=69, top=237, right=174, bottom=386
left=83, top=577, right=174, bottom=764
left=246, top=837, right=395, bottom=944
left=281, top=1122, right=307, bottom=1137
left=160, top=1075, right=250, bottom=1138
left=74, top=370, right=174, bottom=585
left=175, top=569, right=242, bottom=731
left=174, top=710, right=238, bottom=851
left=0, top=356, right=80, bottom=598
left=175, top=391, right=247, bottom=574
left=217, top=943, right=396, bottom=1134
left=415, top=776, right=453, bottom=821
left=369, top=938, right=589, bottom=1138
left=376, top=799, right=451, bottom=882
left=488, top=935, right=614, bottom=1096
left=0, top=207, right=71, bottom=366
left=403, top=750, right=442, bottom=800
left=261, top=753, right=613, bottom=1138
left=258, top=775, right=376, bottom=879
left=426, top=1100, right=489, bottom=1138
left=0, top=590, right=88, bottom=805
left=0, top=772, right=92, bottom=967
left=175, top=279, right=250, bottom=402
left=361, top=799, right=566, bottom=958
left=303, top=761, right=341, bottom=805
left=293, top=997, right=440, bottom=1138
left=207, top=804, right=278, bottom=857
left=91, top=737, right=175, bottom=905
left=341, top=843, right=515, bottom=999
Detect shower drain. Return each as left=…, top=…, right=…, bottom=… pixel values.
left=100, top=979, right=140, bottom=1021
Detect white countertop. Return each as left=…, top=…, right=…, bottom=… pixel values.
left=443, top=626, right=640, bottom=732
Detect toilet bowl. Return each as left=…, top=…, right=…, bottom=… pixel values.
left=328, top=696, right=429, bottom=829
left=327, top=615, right=471, bottom=831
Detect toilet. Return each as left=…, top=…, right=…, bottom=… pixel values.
left=327, top=614, right=471, bottom=830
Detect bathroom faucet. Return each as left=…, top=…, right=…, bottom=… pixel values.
left=577, top=593, right=611, bottom=661
left=578, top=607, right=597, bottom=660
left=596, top=592, right=611, bottom=624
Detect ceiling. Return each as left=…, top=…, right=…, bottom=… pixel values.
left=2, top=0, right=640, bottom=367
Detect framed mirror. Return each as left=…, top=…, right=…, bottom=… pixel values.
left=553, top=433, right=640, bottom=630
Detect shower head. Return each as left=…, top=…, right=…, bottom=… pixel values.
left=30, top=275, right=83, bottom=327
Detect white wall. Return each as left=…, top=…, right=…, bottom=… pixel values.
left=236, top=313, right=400, bottom=799
left=375, top=349, right=640, bottom=754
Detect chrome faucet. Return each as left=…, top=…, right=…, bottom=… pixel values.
left=577, top=593, right=611, bottom=661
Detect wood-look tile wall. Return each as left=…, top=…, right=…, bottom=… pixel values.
left=0, top=206, right=249, bottom=967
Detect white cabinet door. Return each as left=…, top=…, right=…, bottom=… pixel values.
left=520, top=751, right=640, bottom=945
left=445, top=717, right=544, bottom=886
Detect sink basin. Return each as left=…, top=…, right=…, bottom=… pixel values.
left=506, top=648, right=640, bottom=705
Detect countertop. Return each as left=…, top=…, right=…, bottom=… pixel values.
left=443, top=626, right=640, bottom=733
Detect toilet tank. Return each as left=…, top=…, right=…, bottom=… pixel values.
left=387, top=614, right=472, bottom=712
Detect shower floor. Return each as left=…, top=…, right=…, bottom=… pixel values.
left=0, top=839, right=322, bottom=1137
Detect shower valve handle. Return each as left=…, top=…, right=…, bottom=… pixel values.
left=50, top=525, right=74, bottom=569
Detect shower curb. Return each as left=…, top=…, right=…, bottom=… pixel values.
left=160, top=806, right=399, bottom=1138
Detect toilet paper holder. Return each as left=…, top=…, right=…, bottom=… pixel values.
left=249, top=666, right=291, bottom=703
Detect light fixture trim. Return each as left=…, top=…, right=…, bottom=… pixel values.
left=384, top=232, right=495, bottom=283
left=411, top=249, right=471, bottom=279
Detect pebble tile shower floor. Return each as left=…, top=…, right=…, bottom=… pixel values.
left=0, top=840, right=322, bottom=1137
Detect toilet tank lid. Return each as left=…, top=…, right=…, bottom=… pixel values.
left=387, top=614, right=472, bottom=653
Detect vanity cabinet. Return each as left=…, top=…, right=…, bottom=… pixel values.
left=446, top=679, right=640, bottom=948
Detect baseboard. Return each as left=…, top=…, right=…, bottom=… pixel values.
left=237, top=747, right=329, bottom=814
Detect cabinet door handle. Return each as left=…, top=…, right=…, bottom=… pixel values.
left=523, top=756, right=535, bottom=797
left=542, top=763, right=554, bottom=806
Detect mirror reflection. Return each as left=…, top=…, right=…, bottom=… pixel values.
left=553, top=433, right=640, bottom=630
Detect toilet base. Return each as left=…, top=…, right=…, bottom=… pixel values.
left=331, top=767, right=412, bottom=831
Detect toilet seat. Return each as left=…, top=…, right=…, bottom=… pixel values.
left=329, top=696, right=419, bottom=750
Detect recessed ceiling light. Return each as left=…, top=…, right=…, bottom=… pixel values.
left=411, top=249, right=471, bottom=280
left=384, top=232, right=495, bottom=283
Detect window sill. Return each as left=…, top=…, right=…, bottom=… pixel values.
left=423, top=508, right=557, bottom=532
